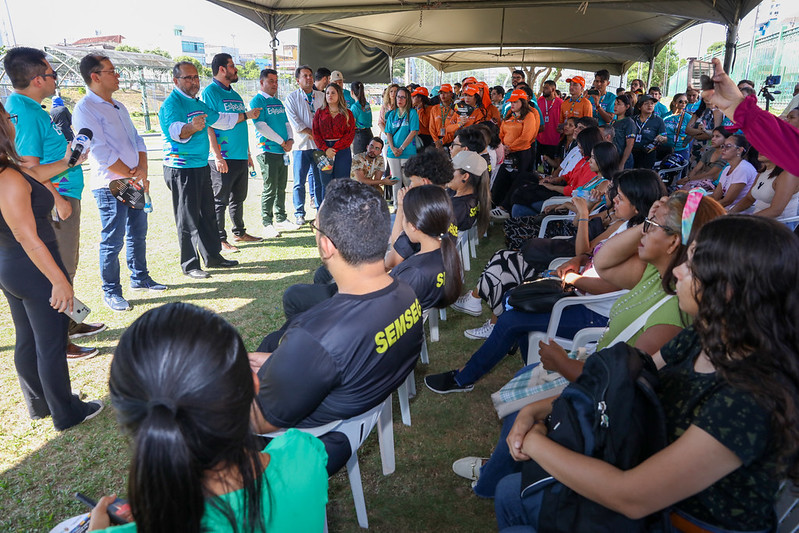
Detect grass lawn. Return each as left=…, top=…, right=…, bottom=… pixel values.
left=0, top=152, right=521, bottom=532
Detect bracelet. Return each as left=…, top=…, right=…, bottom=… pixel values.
left=576, top=218, right=589, bottom=222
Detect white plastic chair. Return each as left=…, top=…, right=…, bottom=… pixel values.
left=537, top=203, right=605, bottom=238
left=526, top=290, right=628, bottom=365
left=397, top=309, right=437, bottom=427
left=776, top=481, right=799, bottom=532
left=468, top=225, right=478, bottom=258
left=778, top=214, right=799, bottom=231
left=658, top=161, right=690, bottom=190
left=263, top=397, right=394, bottom=529
left=457, top=232, right=471, bottom=271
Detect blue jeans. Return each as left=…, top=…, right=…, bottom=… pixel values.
left=93, top=187, right=150, bottom=296
left=495, top=472, right=543, bottom=532
left=473, top=410, right=523, bottom=498
left=293, top=149, right=323, bottom=218
left=454, top=304, right=608, bottom=386
left=318, top=141, right=353, bottom=203
left=511, top=201, right=544, bottom=218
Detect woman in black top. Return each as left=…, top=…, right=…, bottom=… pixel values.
left=0, top=102, right=102, bottom=430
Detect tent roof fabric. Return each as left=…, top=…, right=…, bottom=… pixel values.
left=207, top=0, right=760, bottom=73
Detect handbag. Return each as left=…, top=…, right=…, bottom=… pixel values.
left=507, top=278, right=574, bottom=314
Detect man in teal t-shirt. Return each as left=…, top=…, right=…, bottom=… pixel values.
left=330, top=70, right=355, bottom=108
left=159, top=61, right=260, bottom=278
left=589, top=69, right=617, bottom=126
left=202, top=53, right=262, bottom=250
left=649, top=87, right=670, bottom=118
left=250, top=68, right=296, bottom=238
left=5, top=46, right=106, bottom=359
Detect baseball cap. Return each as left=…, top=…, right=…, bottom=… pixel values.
left=411, top=86, right=429, bottom=97
left=566, top=76, right=586, bottom=88
left=330, top=70, right=344, bottom=82
left=462, top=85, right=480, bottom=96
left=52, top=96, right=65, bottom=107
left=507, top=89, right=528, bottom=102
left=462, top=76, right=478, bottom=86
left=439, top=84, right=453, bottom=93
left=452, top=150, right=488, bottom=176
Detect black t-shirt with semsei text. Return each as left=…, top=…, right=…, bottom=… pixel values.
left=257, top=279, right=424, bottom=428
left=390, top=248, right=446, bottom=309
left=448, top=188, right=478, bottom=231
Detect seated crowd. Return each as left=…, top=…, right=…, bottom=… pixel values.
left=2, top=48, right=799, bottom=533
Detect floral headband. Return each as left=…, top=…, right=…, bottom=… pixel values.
left=681, top=187, right=709, bottom=245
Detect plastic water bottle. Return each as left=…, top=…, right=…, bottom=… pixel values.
left=143, top=192, right=153, bottom=213
left=283, top=153, right=291, bottom=166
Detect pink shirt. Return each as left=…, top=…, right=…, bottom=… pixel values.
left=537, top=96, right=563, bottom=146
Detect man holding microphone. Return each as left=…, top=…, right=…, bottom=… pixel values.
left=159, top=61, right=260, bottom=279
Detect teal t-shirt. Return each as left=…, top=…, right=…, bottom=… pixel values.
left=250, top=92, right=290, bottom=155
left=663, top=112, right=693, bottom=151
left=7, top=92, right=84, bottom=199
left=201, top=80, right=249, bottom=161
left=654, top=101, right=670, bottom=118
left=96, top=429, right=329, bottom=533
left=342, top=88, right=356, bottom=108
left=592, top=92, right=617, bottom=126
left=159, top=89, right=221, bottom=168
left=350, top=101, right=373, bottom=129
left=384, top=108, right=420, bottom=159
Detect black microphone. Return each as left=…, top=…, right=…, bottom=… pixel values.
left=68, top=128, right=93, bottom=167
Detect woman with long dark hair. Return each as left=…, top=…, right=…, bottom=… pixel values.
left=663, top=92, right=692, bottom=161
left=0, top=102, right=101, bottom=431
left=89, top=303, right=328, bottom=532
left=610, top=94, right=635, bottom=169
left=677, top=125, right=732, bottom=190
left=349, top=81, right=373, bottom=155
left=710, top=133, right=758, bottom=209
left=411, top=87, right=433, bottom=148
left=499, top=89, right=539, bottom=174
left=729, top=152, right=799, bottom=219
left=312, top=83, right=356, bottom=198
left=495, top=215, right=799, bottom=533
left=391, top=185, right=463, bottom=309
left=447, top=150, right=491, bottom=236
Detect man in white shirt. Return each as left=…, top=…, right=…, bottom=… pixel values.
left=284, top=65, right=323, bottom=226
left=73, top=54, right=167, bottom=312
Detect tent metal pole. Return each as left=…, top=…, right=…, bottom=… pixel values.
left=723, top=1, right=742, bottom=73
left=646, top=55, right=655, bottom=88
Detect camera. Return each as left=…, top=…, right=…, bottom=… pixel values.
left=760, top=75, right=782, bottom=109
left=764, top=75, right=781, bottom=88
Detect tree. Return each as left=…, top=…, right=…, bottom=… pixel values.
left=623, top=41, right=686, bottom=92
left=173, top=55, right=212, bottom=78
left=144, top=47, right=171, bottom=59
left=706, top=41, right=725, bottom=56
left=115, top=44, right=141, bottom=53
left=238, top=60, right=261, bottom=80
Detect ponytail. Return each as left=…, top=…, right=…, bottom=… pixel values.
left=438, top=232, right=464, bottom=307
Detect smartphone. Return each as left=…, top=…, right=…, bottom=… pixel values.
left=586, top=89, right=600, bottom=96
left=699, top=74, right=714, bottom=91
left=74, top=493, right=131, bottom=525
left=50, top=296, right=91, bottom=323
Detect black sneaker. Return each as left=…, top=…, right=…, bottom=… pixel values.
left=424, top=370, right=474, bottom=394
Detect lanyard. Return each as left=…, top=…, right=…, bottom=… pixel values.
left=568, top=96, right=582, bottom=116
left=635, top=115, right=651, bottom=136
left=439, top=103, right=452, bottom=124
left=542, top=98, right=554, bottom=118
left=674, top=112, right=686, bottom=144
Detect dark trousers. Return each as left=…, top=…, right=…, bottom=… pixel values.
left=257, top=152, right=289, bottom=226
left=352, top=128, right=373, bottom=156
left=0, top=243, right=90, bottom=430
left=164, top=165, right=222, bottom=273
left=210, top=159, right=249, bottom=241
left=319, top=141, right=353, bottom=204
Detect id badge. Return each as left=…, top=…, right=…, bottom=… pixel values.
left=635, top=134, right=642, bottom=143
left=440, top=127, right=446, bottom=137
left=545, top=116, right=549, bottom=123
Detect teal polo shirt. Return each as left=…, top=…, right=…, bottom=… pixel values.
left=250, top=92, right=290, bottom=155
left=159, top=88, right=221, bottom=168
left=201, top=80, right=248, bottom=160
left=7, top=92, right=84, bottom=199
left=592, top=92, right=617, bottom=126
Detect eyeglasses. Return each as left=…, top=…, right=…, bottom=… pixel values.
left=676, top=100, right=688, bottom=104
left=34, top=72, right=58, bottom=81
left=96, top=69, right=118, bottom=76
left=8, top=114, right=18, bottom=125
left=310, top=220, right=337, bottom=248
left=643, top=217, right=677, bottom=235
left=450, top=142, right=463, bottom=148
left=177, top=75, right=200, bottom=81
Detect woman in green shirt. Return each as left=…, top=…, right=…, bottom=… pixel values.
left=88, top=303, right=328, bottom=532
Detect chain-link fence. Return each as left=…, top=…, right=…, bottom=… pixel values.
left=667, top=26, right=799, bottom=114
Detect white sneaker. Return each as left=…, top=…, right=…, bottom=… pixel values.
left=451, top=292, right=483, bottom=317
left=490, top=207, right=510, bottom=220
left=262, top=224, right=281, bottom=238
left=464, top=319, right=495, bottom=340
left=274, top=220, right=300, bottom=231
left=452, top=457, right=488, bottom=482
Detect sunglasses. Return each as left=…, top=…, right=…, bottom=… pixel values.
left=643, top=217, right=677, bottom=235
left=34, top=72, right=58, bottom=81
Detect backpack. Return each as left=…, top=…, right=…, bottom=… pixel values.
left=520, top=342, right=668, bottom=533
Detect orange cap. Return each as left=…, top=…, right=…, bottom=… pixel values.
left=439, top=84, right=453, bottom=93
left=566, top=76, right=586, bottom=88
left=507, top=89, right=528, bottom=102
left=462, top=76, right=478, bottom=86
left=462, top=85, right=480, bottom=96
left=411, top=86, right=429, bottom=97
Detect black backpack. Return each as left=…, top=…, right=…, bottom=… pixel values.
left=520, top=342, right=668, bottom=532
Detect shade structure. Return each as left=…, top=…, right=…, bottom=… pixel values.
left=207, top=0, right=762, bottom=76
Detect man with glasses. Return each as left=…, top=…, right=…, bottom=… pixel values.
left=285, top=65, right=324, bottom=226
left=202, top=53, right=262, bottom=252
left=73, top=53, right=167, bottom=313
left=4, top=47, right=104, bottom=360
left=351, top=137, right=392, bottom=187
left=159, top=61, right=260, bottom=279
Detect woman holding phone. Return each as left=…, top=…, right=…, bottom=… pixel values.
left=0, top=102, right=102, bottom=431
